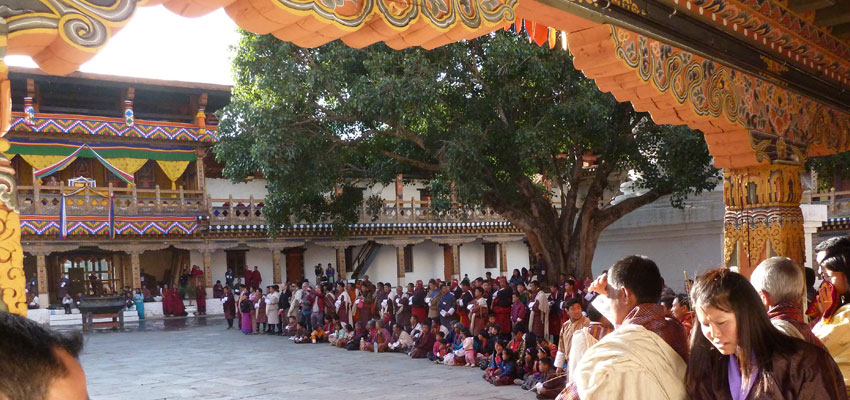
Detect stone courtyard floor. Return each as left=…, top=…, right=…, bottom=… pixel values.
left=71, top=316, right=534, bottom=399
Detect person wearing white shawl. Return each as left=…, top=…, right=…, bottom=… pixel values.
left=557, top=256, right=688, bottom=400
left=528, top=280, right=550, bottom=340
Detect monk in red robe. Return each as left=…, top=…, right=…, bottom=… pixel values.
left=196, top=284, right=206, bottom=315
left=251, top=267, right=262, bottom=290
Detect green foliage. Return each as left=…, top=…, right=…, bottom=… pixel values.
left=216, top=29, right=719, bottom=236
left=808, top=154, right=850, bottom=191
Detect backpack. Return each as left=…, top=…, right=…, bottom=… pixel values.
left=240, top=299, right=253, bottom=313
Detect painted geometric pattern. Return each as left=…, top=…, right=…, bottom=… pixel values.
left=20, top=215, right=199, bottom=236
left=9, top=113, right=218, bottom=143
left=676, top=0, right=850, bottom=85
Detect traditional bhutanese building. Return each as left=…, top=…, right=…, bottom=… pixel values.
left=10, top=67, right=534, bottom=322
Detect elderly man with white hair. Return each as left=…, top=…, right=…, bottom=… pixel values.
left=750, top=256, right=825, bottom=349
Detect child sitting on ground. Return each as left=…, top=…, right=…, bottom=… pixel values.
left=292, top=322, right=310, bottom=343
left=487, top=349, right=516, bottom=386
left=328, top=320, right=346, bottom=346
left=483, top=341, right=505, bottom=381
left=283, top=316, right=298, bottom=336
left=533, top=357, right=565, bottom=399
left=428, top=331, right=447, bottom=362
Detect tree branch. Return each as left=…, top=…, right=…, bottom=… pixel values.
left=378, top=150, right=441, bottom=172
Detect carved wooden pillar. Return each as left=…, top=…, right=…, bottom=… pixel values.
left=723, top=164, right=805, bottom=278
left=451, top=244, right=460, bottom=280
left=202, top=250, right=213, bottom=287
left=499, top=242, right=508, bottom=277
left=129, top=251, right=142, bottom=290
left=336, top=247, right=347, bottom=281
left=0, top=32, right=26, bottom=315
left=272, top=249, right=282, bottom=284
left=396, top=245, right=406, bottom=287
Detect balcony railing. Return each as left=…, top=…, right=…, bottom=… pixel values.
left=207, top=196, right=519, bottom=225
left=803, top=188, right=850, bottom=217
left=18, top=183, right=206, bottom=216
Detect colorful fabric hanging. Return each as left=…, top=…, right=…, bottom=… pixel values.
left=155, top=160, right=190, bottom=190
left=7, top=139, right=196, bottom=161
left=19, top=154, right=67, bottom=172
left=33, top=144, right=135, bottom=184
left=105, top=157, right=148, bottom=176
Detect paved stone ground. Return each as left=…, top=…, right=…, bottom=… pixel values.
left=73, top=316, right=535, bottom=400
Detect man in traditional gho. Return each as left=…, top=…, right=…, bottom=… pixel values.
left=528, top=280, right=550, bottom=340
left=469, top=286, right=489, bottom=335
left=409, top=323, right=436, bottom=359
left=266, top=285, right=281, bottom=335
left=334, top=282, right=352, bottom=326
left=411, top=280, right=428, bottom=323
left=548, top=283, right=564, bottom=345
left=426, top=280, right=441, bottom=321
left=554, top=298, right=589, bottom=373
left=750, top=257, right=825, bottom=348
left=557, top=255, right=688, bottom=400
left=221, top=286, right=236, bottom=329
left=438, top=283, right=457, bottom=328
left=395, top=285, right=412, bottom=330
left=510, top=292, right=526, bottom=329
left=457, top=280, right=474, bottom=329
left=491, top=277, right=513, bottom=333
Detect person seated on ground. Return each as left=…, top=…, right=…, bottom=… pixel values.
left=143, top=287, right=153, bottom=302
left=750, top=256, right=825, bottom=348
left=310, top=320, right=327, bottom=343
left=686, top=268, right=846, bottom=399
left=483, top=340, right=506, bottom=380
left=283, top=316, right=298, bottom=336
left=671, top=293, right=694, bottom=337
left=486, top=349, right=517, bottom=386
left=409, top=323, right=436, bottom=359
left=291, top=322, right=311, bottom=344
left=558, top=255, right=688, bottom=400
left=0, top=312, right=89, bottom=400
left=516, top=346, right=539, bottom=386
left=388, top=323, right=413, bottom=352
left=534, top=356, right=565, bottom=399
left=508, top=325, right=525, bottom=354
left=374, top=320, right=392, bottom=352
left=520, top=348, right=545, bottom=390
left=328, top=320, right=346, bottom=346
left=428, top=331, right=447, bottom=362
left=554, top=298, right=590, bottom=373
left=336, top=323, right=354, bottom=349
left=431, top=318, right=450, bottom=338
left=345, top=321, right=368, bottom=351
left=409, top=315, right=423, bottom=339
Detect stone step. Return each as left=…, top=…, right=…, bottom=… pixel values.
left=49, top=310, right=140, bottom=326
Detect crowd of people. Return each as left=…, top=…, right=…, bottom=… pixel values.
left=212, top=238, right=850, bottom=399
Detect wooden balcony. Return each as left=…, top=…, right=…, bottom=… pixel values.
left=18, top=183, right=206, bottom=216
left=207, top=196, right=519, bottom=226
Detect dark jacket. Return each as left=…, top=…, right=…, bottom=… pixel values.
left=689, top=339, right=847, bottom=400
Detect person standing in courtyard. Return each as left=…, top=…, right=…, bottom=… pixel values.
left=266, top=285, right=281, bottom=335
left=528, top=281, right=550, bottom=340
left=225, top=268, right=234, bottom=288
left=222, top=286, right=236, bottom=329
left=252, top=266, right=263, bottom=290
left=255, top=288, right=268, bottom=333
left=133, top=289, right=145, bottom=319
left=213, top=280, right=223, bottom=299
left=326, top=263, right=336, bottom=284
left=239, top=291, right=253, bottom=334
left=195, top=282, right=206, bottom=316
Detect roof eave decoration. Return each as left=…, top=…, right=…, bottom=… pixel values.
left=5, top=0, right=517, bottom=76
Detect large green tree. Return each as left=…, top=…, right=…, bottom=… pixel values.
left=215, top=29, right=720, bottom=279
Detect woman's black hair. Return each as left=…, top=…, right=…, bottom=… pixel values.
left=685, top=268, right=797, bottom=396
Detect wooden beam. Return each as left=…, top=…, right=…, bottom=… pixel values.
left=815, top=2, right=850, bottom=27
left=788, top=0, right=835, bottom=13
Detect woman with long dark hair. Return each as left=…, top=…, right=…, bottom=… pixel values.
left=686, top=268, right=846, bottom=399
